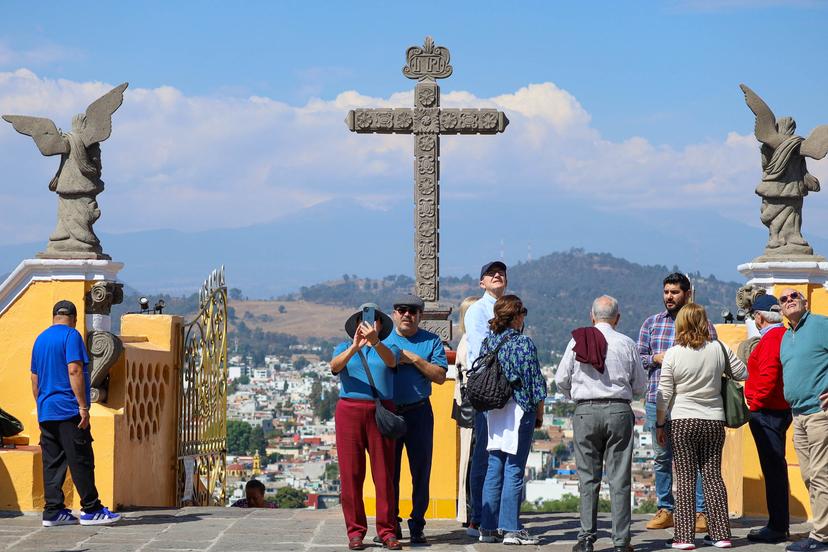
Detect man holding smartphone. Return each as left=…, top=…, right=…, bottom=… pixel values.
left=383, top=294, right=447, bottom=545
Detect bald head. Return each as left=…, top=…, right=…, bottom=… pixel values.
left=591, top=295, right=620, bottom=327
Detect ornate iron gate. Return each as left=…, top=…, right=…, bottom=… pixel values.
left=176, top=267, right=228, bottom=506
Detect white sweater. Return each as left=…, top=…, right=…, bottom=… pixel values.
left=657, top=341, right=748, bottom=421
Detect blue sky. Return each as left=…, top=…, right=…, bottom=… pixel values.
left=1, top=1, right=827, bottom=283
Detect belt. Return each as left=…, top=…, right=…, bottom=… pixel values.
left=576, top=398, right=631, bottom=405
left=396, top=398, right=429, bottom=413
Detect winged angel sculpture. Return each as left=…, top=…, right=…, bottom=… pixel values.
left=741, top=84, right=828, bottom=258
left=3, top=83, right=128, bottom=259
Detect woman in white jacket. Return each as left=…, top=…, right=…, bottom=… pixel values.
left=656, top=303, right=747, bottom=550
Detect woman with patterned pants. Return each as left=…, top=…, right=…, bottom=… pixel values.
left=655, top=304, right=747, bottom=550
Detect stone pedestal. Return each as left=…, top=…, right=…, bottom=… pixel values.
left=738, top=259, right=828, bottom=314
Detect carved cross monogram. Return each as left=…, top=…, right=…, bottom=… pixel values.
left=345, top=36, right=509, bottom=341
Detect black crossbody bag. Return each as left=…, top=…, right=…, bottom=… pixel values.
left=357, top=349, right=407, bottom=440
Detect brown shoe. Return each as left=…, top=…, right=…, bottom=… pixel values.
left=348, top=537, right=366, bottom=550
left=646, top=509, right=675, bottom=530
left=694, top=513, right=708, bottom=533
left=383, top=537, right=403, bottom=550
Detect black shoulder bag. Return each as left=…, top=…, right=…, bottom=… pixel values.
left=466, top=335, right=517, bottom=412
left=357, top=349, right=407, bottom=440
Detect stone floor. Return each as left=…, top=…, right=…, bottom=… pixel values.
left=0, top=508, right=811, bottom=552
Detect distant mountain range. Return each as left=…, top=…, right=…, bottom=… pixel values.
left=1, top=196, right=822, bottom=298
left=244, top=249, right=743, bottom=359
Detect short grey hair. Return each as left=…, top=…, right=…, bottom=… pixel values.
left=756, top=310, right=783, bottom=324
left=592, top=295, right=619, bottom=321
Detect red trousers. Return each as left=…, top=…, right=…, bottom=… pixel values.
left=335, top=398, right=397, bottom=541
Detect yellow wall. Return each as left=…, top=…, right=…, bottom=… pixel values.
left=363, top=381, right=459, bottom=519
left=0, top=273, right=183, bottom=512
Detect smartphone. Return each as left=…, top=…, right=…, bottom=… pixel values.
left=362, top=305, right=375, bottom=327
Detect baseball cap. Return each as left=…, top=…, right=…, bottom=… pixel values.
left=480, top=261, right=507, bottom=280
left=52, top=300, right=78, bottom=316
left=752, top=294, right=781, bottom=312
left=392, top=294, right=425, bottom=311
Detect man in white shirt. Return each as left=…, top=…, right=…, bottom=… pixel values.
left=556, top=296, right=647, bottom=552
left=462, top=260, right=507, bottom=536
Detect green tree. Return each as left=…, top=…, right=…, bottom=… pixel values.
left=294, top=356, right=310, bottom=370
left=266, top=452, right=284, bottom=465
left=248, top=425, right=267, bottom=455
left=239, top=374, right=250, bottom=385
left=273, top=486, right=308, bottom=508
left=634, top=499, right=658, bottom=514
left=324, top=463, right=339, bottom=480
left=533, top=429, right=550, bottom=440
left=521, top=493, right=610, bottom=513
left=227, top=420, right=252, bottom=455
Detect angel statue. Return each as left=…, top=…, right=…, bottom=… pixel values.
left=3, top=83, right=128, bottom=259
left=741, top=84, right=828, bottom=259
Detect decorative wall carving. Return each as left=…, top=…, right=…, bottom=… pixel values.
left=85, top=281, right=124, bottom=315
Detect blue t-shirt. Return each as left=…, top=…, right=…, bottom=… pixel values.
left=385, top=328, right=447, bottom=405
left=30, top=324, right=91, bottom=423
left=333, top=342, right=400, bottom=400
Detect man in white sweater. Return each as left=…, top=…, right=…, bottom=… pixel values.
left=556, top=296, right=647, bottom=552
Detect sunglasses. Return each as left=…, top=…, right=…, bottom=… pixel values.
left=779, top=292, right=802, bottom=304
left=394, top=306, right=420, bottom=316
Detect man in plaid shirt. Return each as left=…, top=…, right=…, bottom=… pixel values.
left=638, top=273, right=717, bottom=532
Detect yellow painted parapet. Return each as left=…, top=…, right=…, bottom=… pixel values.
left=721, top=259, right=828, bottom=521
left=0, top=259, right=184, bottom=512
left=363, top=379, right=460, bottom=519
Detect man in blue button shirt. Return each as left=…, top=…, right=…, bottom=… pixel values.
left=31, top=300, right=120, bottom=527
left=384, top=294, right=447, bottom=545
left=462, top=260, right=507, bottom=537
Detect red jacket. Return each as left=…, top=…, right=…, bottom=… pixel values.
left=745, top=326, right=789, bottom=411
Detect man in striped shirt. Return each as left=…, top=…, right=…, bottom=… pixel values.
left=637, top=273, right=717, bottom=532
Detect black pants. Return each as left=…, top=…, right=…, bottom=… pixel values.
left=749, top=408, right=793, bottom=532
left=393, top=399, right=434, bottom=535
left=39, top=417, right=102, bottom=519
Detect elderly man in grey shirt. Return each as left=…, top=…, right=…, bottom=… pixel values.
left=556, top=295, right=647, bottom=552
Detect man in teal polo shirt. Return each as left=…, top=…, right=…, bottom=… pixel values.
left=779, top=288, right=828, bottom=552
left=383, top=294, right=447, bottom=545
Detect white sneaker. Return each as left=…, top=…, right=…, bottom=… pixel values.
left=703, top=536, right=732, bottom=548
left=669, top=541, right=696, bottom=550
left=503, top=530, right=539, bottom=545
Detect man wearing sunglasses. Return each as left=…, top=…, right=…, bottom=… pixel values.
left=382, top=294, right=447, bottom=545
left=779, top=288, right=828, bottom=552
left=463, top=260, right=508, bottom=537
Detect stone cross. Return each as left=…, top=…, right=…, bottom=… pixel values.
left=345, top=36, right=509, bottom=341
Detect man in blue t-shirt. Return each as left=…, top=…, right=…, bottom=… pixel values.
left=383, top=294, right=447, bottom=545
left=31, top=300, right=120, bottom=527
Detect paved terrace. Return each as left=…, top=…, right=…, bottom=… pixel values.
left=0, top=508, right=809, bottom=552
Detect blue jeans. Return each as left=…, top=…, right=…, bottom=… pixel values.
left=481, top=409, right=534, bottom=532
left=393, top=400, right=434, bottom=535
left=469, top=411, right=489, bottom=525
left=645, top=402, right=705, bottom=513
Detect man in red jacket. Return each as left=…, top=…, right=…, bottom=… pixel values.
left=746, top=294, right=791, bottom=544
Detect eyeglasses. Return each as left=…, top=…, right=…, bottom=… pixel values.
left=779, top=292, right=802, bottom=304
left=394, top=306, right=420, bottom=316
left=483, top=269, right=506, bottom=277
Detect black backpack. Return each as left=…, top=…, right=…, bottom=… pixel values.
left=466, top=335, right=516, bottom=411
left=0, top=407, right=23, bottom=438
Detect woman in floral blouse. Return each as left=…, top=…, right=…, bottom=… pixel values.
left=477, top=294, right=547, bottom=546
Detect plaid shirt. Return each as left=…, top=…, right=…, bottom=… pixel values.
left=637, top=310, right=718, bottom=404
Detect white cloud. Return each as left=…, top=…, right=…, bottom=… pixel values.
left=0, top=68, right=826, bottom=246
